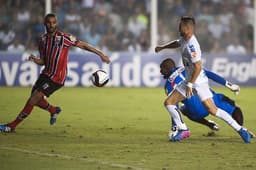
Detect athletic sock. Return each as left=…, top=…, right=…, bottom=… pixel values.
left=171, top=118, right=176, bottom=128
left=37, top=98, right=56, bottom=115
left=165, top=105, right=187, bottom=130
left=9, top=102, right=34, bottom=129
left=215, top=108, right=241, bottom=131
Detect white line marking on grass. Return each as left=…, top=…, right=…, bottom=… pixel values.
left=0, top=146, right=145, bottom=170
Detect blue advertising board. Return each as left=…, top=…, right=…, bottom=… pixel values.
left=0, top=51, right=256, bottom=87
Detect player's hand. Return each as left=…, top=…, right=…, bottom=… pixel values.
left=186, top=86, right=193, bottom=98
left=28, top=54, right=44, bottom=65
left=28, top=54, right=36, bottom=62
left=155, top=46, right=162, bottom=53
left=101, top=55, right=110, bottom=64
left=225, top=82, right=240, bottom=95
left=230, top=84, right=240, bottom=95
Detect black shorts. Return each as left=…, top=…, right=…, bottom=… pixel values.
left=32, top=74, right=63, bottom=97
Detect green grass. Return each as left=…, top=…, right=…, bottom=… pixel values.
left=0, top=87, right=256, bottom=170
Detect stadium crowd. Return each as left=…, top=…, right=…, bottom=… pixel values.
left=0, top=0, right=254, bottom=53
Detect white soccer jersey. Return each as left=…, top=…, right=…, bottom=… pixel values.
left=178, top=35, right=208, bottom=85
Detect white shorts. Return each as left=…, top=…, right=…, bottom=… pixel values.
left=174, top=82, right=213, bottom=101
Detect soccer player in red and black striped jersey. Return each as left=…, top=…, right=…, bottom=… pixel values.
left=0, top=13, right=110, bottom=132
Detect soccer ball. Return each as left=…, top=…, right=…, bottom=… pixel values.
left=91, top=70, right=109, bottom=87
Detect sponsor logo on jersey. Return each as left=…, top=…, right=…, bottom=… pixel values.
left=55, top=36, right=61, bottom=47
left=42, top=83, right=49, bottom=90
left=189, top=45, right=197, bottom=57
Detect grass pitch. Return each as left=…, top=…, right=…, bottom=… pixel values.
left=0, top=87, right=255, bottom=170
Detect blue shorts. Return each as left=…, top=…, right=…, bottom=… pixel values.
left=180, top=93, right=235, bottom=120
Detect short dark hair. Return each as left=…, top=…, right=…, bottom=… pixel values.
left=181, top=16, right=195, bottom=25
left=44, top=13, right=56, bottom=22
left=160, top=58, right=176, bottom=69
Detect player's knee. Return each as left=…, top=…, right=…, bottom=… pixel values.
left=206, top=106, right=217, bottom=115
left=27, top=97, right=38, bottom=105
left=164, top=99, right=174, bottom=106
left=164, top=100, right=168, bottom=106
left=28, top=92, right=44, bottom=105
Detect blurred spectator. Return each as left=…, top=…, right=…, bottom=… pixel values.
left=197, top=4, right=214, bottom=24
left=64, top=8, right=81, bottom=35
left=0, top=24, right=16, bottom=50
left=135, top=6, right=148, bottom=28
left=138, top=29, right=150, bottom=51
left=16, top=7, right=30, bottom=24
left=208, top=15, right=227, bottom=39
left=218, top=2, right=233, bottom=32
left=186, top=0, right=201, bottom=17
left=100, top=27, right=118, bottom=51
left=0, top=0, right=254, bottom=53
left=81, top=0, right=95, bottom=10
left=31, top=15, right=45, bottom=41
left=157, top=21, right=171, bottom=44
left=53, top=5, right=66, bottom=27
left=226, top=37, right=246, bottom=54
left=0, top=3, right=10, bottom=24
left=84, top=24, right=101, bottom=47
left=94, top=14, right=109, bottom=35
left=94, top=0, right=112, bottom=16
left=108, top=6, right=123, bottom=34
left=7, top=38, right=25, bottom=52
left=210, top=38, right=225, bottom=54
left=171, top=0, right=187, bottom=16
left=196, top=20, right=213, bottom=52
left=117, top=24, right=134, bottom=51
left=128, top=14, right=146, bottom=38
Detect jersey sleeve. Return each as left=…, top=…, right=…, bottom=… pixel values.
left=187, top=40, right=202, bottom=63
left=63, top=33, right=79, bottom=47
left=165, top=81, right=174, bottom=96
left=205, top=69, right=226, bottom=86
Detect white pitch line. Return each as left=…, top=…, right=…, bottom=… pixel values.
left=0, top=146, right=145, bottom=170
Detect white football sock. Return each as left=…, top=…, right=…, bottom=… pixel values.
left=165, top=105, right=187, bottom=130
left=215, top=108, right=241, bottom=131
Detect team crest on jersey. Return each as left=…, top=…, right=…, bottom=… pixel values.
left=189, top=45, right=197, bottom=57
left=56, top=36, right=61, bottom=42
left=55, top=36, right=61, bottom=44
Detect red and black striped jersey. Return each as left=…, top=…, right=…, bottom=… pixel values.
left=39, top=31, right=79, bottom=84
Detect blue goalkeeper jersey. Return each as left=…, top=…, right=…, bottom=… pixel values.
left=164, top=66, right=186, bottom=95
left=164, top=66, right=235, bottom=120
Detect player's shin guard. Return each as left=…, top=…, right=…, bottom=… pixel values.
left=165, top=105, right=187, bottom=130
left=9, top=102, right=34, bottom=129
left=215, top=108, right=241, bottom=131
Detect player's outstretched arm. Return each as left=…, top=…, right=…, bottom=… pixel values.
left=76, top=41, right=110, bottom=64
left=204, top=69, right=240, bottom=94
left=155, top=40, right=180, bottom=53
left=28, top=54, right=44, bottom=65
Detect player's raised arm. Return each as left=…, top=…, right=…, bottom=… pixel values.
left=28, top=54, right=44, bottom=65
left=155, top=40, right=181, bottom=53
left=76, top=41, right=110, bottom=64
left=204, top=69, right=240, bottom=94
